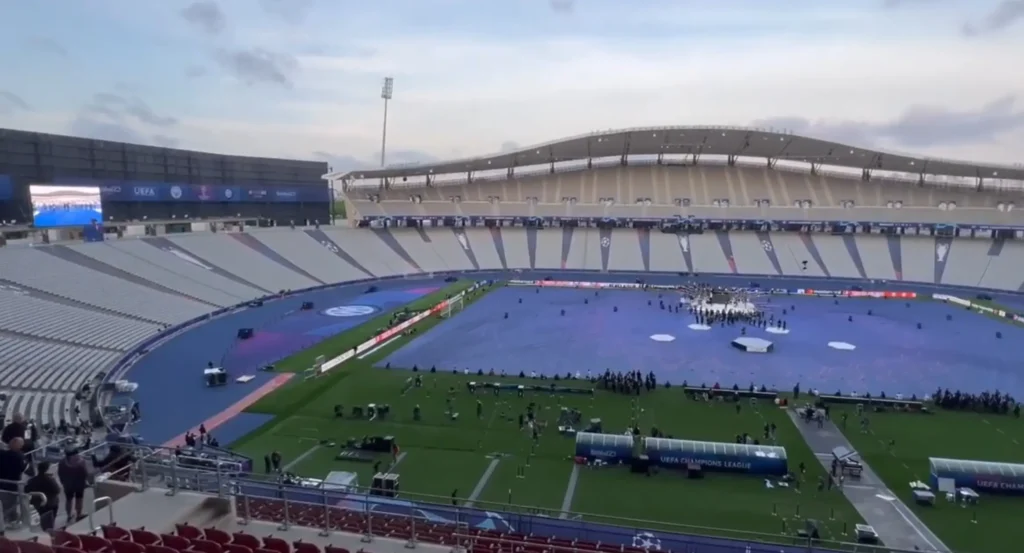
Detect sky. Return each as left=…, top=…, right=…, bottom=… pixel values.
left=1, top=0, right=1023, bottom=173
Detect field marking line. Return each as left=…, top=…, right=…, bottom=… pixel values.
left=558, top=464, right=580, bottom=519
left=464, top=457, right=501, bottom=509
left=387, top=451, right=409, bottom=474
left=889, top=501, right=942, bottom=552
left=282, top=444, right=321, bottom=472
left=358, top=335, right=402, bottom=359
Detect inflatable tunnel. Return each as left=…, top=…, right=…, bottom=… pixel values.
left=575, top=432, right=635, bottom=463
left=930, top=457, right=1024, bottom=496
left=644, top=437, right=788, bottom=476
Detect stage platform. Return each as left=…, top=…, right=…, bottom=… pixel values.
left=376, top=286, right=1024, bottom=398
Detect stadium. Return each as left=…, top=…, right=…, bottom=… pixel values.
left=1, top=125, right=1024, bottom=553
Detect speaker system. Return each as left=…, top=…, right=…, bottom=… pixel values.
left=206, top=371, right=227, bottom=387
left=237, top=328, right=254, bottom=340
left=371, top=472, right=400, bottom=497
left=301, top=301, right=314, bottom=311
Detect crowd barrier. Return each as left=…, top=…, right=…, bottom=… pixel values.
left=317, top=281, right=484, bottom=374
left=934, top=293, right=1024, bottom=323
left=509, top=279, right=918, bottom=299
left=26, top=453, right=941, bottom=553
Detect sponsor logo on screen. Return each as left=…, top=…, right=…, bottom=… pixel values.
left=322, top=305, right=377, bottom=317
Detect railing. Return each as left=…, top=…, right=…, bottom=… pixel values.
left=55, top=457, right=949, bottom=553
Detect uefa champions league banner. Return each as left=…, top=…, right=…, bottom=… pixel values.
left=509, top=280, right=917, bottom=299
left=52, top=181, right=330, bottom=203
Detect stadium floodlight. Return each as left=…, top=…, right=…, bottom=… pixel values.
left=380, top=77, right=394, bottom=168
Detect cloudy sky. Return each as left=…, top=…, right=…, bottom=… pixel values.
left=1, top=0, right=1023, bottom=172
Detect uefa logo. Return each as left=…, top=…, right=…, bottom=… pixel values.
left=224, top=188, right=234, bottom=199
left=170, top=186, right=183, bottom=199
left=323, top=305, right=377, bottom=317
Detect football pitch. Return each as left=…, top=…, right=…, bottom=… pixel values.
left=229, top=280, right=1024, bottom=552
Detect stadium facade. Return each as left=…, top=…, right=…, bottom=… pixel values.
left=0, top=128, right=331, bottom=240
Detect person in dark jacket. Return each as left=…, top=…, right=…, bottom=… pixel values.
left=0, top=437, right=27, bottom=523
left=58, top=449, right=89, bottom=522
left=1, top=414, right=26, bottom=444
left=25, top=461, right=61, bottom=531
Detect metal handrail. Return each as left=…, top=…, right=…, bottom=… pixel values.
left=87, top=496, right=113, bottom=532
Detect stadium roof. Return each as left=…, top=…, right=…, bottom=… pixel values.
left=327, top=126, right=1024, bottom=182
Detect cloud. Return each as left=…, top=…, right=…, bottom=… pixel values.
left=185, top=65, right=208, bottom=78
left=752, top=95, right=1024, bottom=149
left=0, top=90, right=31, bottom=115
left=963, top=0, right=1024, bottom=36
left=549, top=0, right=575, bottom=13
left=180, top=0, right=227, bottom=35
left=215, top=48, right=298, bottom=87
left=24, top=36, right=69, bottom=58
left=500, top=141, right=521, bottom=153
left=260, top=0, right=315, bottom=23
left=68, top=92, right=180, bottom=147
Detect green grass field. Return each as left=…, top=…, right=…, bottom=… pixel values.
left=229, top=281, right=868, bottom=548
left=832, top=406, right=1024, bottom=553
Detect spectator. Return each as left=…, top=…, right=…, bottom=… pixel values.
left=58, top=450, right=89, bottom=522
left=0, top=437, right=27, bottom=523
left=26, top=461, right=61, bottom=531
left=1, top=413, right=26, bottom=444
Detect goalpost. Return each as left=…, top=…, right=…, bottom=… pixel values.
left=440, top=295, right=464, bottom=319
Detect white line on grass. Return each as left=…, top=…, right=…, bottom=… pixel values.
left=558, top=465, right=580, bottom=519
left=358, top=336, right=402, bottom=359
left=464, top=458, right=501, bottom=508
left=387, top=451, right=409, bottom=474
left=282, top=445, right=321, bottom=472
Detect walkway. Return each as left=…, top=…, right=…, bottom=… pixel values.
left=786, top=409, right=950, bottom=552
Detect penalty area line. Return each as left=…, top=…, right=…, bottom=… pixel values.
left=464, top=457, right=501, bottom=509
left=282, top=444, right=321, bottom=472
left=558, top=464, right=580, bottom=519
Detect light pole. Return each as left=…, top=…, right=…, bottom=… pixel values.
left=380, top=77, right=394, bottom=168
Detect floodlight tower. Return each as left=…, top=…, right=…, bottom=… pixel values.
left=380, top=77, right=394, bottom=168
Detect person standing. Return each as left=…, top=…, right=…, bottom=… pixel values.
left=58, top=449, right=89, bottom=523
left=25, top=461, right=61, bottom=531
left=0, top=437, right=27, bottom=523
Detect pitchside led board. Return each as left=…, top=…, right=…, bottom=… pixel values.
left=30, top=184, right=103, bottom=228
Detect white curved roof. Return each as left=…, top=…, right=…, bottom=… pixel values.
left=332, top=126, right=1024, bottom=181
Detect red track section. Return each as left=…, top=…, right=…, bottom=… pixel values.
left=163, top=372, right=294, bottom=447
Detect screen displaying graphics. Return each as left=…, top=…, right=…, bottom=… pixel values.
left=30, top=185, right=104, bottom=227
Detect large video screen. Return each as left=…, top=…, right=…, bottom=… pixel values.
left=30, top=185, right=104, bottom=227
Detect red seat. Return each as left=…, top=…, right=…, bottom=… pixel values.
left=201, top=531, right=230, bottom=547
left=221, top=546, right=250, bottom=553
left=259, top=539, right=287, bottom=553
left=188, top=541, right=221, bottom=553
left=78, top=536, right=112, bottom=553
left=130, top=532, right=160, bottom=547
left=175, top=525, right=203, bottom=541
left=144, top=546, right=179, bottom=553
left=18, top=542, right=54, bottom=553
left=101, top=527, right=131, bottom=542
left=110, top=542, right=144, bottom=553
left=291, top=542, right=320, bottom=553
left=53, top=533, right=82, bottom=549
left=230, top=535, right=259, bottom=551
left=157, top=536, right=188, bottom=553
left=54, top=546, right=86, bottom=553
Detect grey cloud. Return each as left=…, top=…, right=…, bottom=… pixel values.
left=549, top=0, right=574, bottom=13
left=215, top=48, right=297, bottom=87
left=313, top=149, right=438, bottom=173
left=24, top=36, right=69, bottom=58
left=0, top=90, right=31, bottom=115
left=963, top=0, right=1024, bottom=36
left=881, top=0, right=938, bottom=7
left=181, top=1, right=228, bottom=35
left=260, top=0, right=315, bottom=23
left=752, top=95, right=1024, bottom=149
left=185, top=65, right=208, bottom=78
left=500, top=141, right=521, bottom=153
left=69, top=92, right=180, bottom=147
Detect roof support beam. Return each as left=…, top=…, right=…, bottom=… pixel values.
left=506, top=167, right=513, bottom=178
left=467, top=171, right=473, bottom=184
left=382, top=177, right=390, bottom=190
left=620, top=133, right=632, bottom=166
left=549, top=145, right=556, bottom=174
left=810, top=162, right=820, bottom=175
left=861, top=168, right=872, bottom=181
left=657, top=152, right=664, bottom=165
left=917, top=160, right=929, bottom=186
left=727, top=155, right=737, bottom=166
left=976, top=167, right=984, bottom=191
left=767, top=157, right=777, bottom=169
left=694, top=137, right=707, bottom=165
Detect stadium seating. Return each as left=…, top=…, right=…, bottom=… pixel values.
left=2, top=218, right=1024, bottom=428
